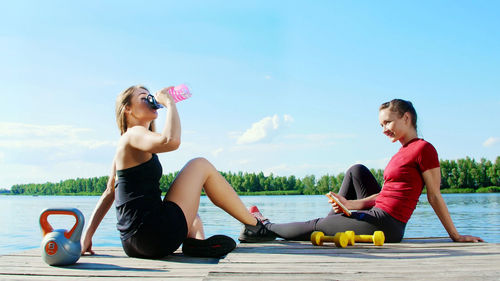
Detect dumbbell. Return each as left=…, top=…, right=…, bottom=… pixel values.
left=344, top=231, right=385, bottom=246
left=310, top=231, right=348, bottom=248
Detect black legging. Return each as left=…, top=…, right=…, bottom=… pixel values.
left=266, top=164, right=407, bottom=242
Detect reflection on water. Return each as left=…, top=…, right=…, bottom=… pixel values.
left=408, top=194, right=500, bottom=240
left=0, top=193, right=498, bottom=255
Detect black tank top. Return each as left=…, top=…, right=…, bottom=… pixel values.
left=115, top=154, right=163, bottom=240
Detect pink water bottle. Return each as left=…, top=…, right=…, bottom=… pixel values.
left=168, top=84, right=192, bottom=103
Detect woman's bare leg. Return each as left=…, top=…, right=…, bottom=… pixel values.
left=165, top=157, right=257, bottom=235
left=188, top=214, right=205, bottom=239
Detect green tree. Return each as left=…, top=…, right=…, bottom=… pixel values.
left=95, top=177, right=108, bottom=193
left=230, top=172, right=244, bottom=192
left=302, top=175, right=316, bottom=195
left=328, top=175, right=339, bottom=193
left=286, top=175, right=297, bottom=191
left=7, top=156, right=500, bottom=195
left=317, top=175, right=330, bottom=194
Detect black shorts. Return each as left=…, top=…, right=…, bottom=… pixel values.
left=121, top=201, right=188, bottom=259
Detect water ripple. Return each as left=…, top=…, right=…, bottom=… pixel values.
left=1, top=193, right=498, bottom=255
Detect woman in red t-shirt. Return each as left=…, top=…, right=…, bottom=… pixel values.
left=239, top=99, right=483, bottom=243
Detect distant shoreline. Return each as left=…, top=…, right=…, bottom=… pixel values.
left=5, top=156, right=500, bottom=195
left=1, top=187, right=499, bottom=196
left=4, top=156, right=500, bottom=196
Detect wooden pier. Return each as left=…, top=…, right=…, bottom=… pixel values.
left=1, top=238, right=499, bottom=280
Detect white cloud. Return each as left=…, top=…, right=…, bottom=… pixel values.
left=228, top=132, right=356, bottom=155
left=0, top=122, right=116, bottom=188
left=265, top=75, right=272, bottom=80
left=238, top=159, right=251, bottom=165
left=483, top=137, right=500, bottom=147
left=0, top=122, right=114, bottom=149
left=0, top=122, right=89, bottom=138
left=0, top=160, right=110, bottom=189
left=263, top=162, right=347, bottom=178
left=212, top=147, right=224, bottom=157
left=0, top=139, right=114, bottom=149
left=236, top=114, right=293, bottom=145
left=284, top=133, right=356, bottom=142
left=354, top=157, right=391, bottom=170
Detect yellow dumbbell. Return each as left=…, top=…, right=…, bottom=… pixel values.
left=344, top=230, right=385, bottom=246
left=344, top=231, right=356, bottom=246
left=310, top=231, right=348, bottom=248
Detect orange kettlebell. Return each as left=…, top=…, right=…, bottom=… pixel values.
left=39, top=208, right=85, bottom=266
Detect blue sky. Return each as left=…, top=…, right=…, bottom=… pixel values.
left=1, top=1, right=499, bottom=189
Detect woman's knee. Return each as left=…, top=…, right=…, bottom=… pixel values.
left=347, top=164, right=370, bottom=177
left=184, top=157, right=213, bottom=174
left=187, top=157, right=210, bottom=167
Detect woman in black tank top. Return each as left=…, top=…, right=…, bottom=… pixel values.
left=80, top=85, right=275, bottom=259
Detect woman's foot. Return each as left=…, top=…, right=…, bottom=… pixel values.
left=182, top=235, right=236, bottom=258
left=249, top=206, right=270, bottom=225
left=238, top=219, right=277, bottom=243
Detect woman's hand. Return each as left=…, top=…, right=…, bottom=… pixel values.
left=81, top=234, right=95, bottom=255
left=452, top=234, right=484, bottom=243
left=155, top=86, right=175, bottom=107
left=327, top=192, right=378, bottom=212
left=328, top=192, right=350, bottom=213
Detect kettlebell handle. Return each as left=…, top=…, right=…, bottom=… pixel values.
left=40, top=208, right=84, bottom=240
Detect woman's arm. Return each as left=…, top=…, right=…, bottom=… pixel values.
left=423, top=167, right=483, bottom=242
left=81, top=161, right=117, bottom=255
left=329, top=192, right=379, bottom=212
left=127, top=87, right=181, bottom=154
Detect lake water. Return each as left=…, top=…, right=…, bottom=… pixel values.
left=1, top=193, right=498, bottom=255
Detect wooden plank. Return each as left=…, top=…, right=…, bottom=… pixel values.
left=1, top=239, right=499, bottom=281
left=207, top=240, right=500, bottom=281
left=238, top=242, right=490, bottom=281
left=204, top=271, right=499, bottom=281
left=0, top=249, right=218, bottom=279
left=0, top=276, right=201, bottom=281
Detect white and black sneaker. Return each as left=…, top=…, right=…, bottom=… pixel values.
left=238, top=219, right=277, bottom=243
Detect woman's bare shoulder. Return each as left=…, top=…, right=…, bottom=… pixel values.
left=127, top=125, right=149, bottom=133
left=120, top=126, right=147, bottom=141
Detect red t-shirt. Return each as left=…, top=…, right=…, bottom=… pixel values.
left=375, top=138, right=440, bottom=223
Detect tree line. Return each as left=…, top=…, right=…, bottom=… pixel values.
left=8, top=156, right=500, bottom=195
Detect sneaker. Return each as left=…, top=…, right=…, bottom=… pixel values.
left=182, top=235, right=236, bottom=258
left=238, top=219, right=277, bottom=243
left=249, top=206, right=269, bottom=225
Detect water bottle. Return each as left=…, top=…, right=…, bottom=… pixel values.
left=143, top=84, right=192, bottom=110
left=168, top=84, right=192, bottom=103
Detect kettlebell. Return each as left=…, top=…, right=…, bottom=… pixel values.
left=39, top=208, right=85, bottom=266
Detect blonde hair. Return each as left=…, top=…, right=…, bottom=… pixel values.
left=115, top=85, right=156, bottom=135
